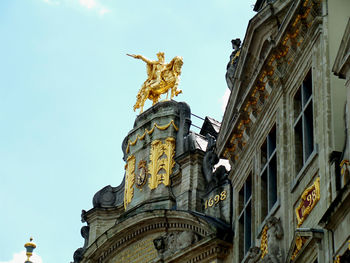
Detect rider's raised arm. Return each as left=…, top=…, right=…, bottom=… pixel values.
left=132, top=54, right=155, bottom=64
left=138, top=55, right=158, bottom=65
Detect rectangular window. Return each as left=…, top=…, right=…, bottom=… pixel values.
left=260, top=124, right=277, bottom=221
left=238, top=174, right=252, bottom=260
left=293, top=70, right=314, bottom=174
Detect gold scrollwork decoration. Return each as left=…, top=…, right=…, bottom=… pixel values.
left=291, top=236, right=307, bottom=261
left=124, top=155, right=136, bottom=209
left=340, top=159, right=350, bottom=176
left=334, top=255, right=340, bottom=263
left=295, top=177, right=320, bottom=227
left=260, top=225, right=268, bottom=259
left=148, top=137, right=175, bottom=190
left=126, top=120, right=178, bottom=154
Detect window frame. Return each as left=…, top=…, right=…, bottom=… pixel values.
left=238, top=174, right=253, bottom=260
left=260, top=124, right=278, bottom=222
left=293, top=69, right=315, bottom=175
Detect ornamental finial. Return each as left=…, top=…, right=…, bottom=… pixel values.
left=127, top=52, right=183, bottom=114
left=24, top=237, right=37, bottom=263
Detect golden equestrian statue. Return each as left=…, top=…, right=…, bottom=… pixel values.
left=127, top=52, right=183, bottom=113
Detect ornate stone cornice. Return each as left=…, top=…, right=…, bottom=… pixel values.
left=80, top=210, right=229, bottom=263
left=217, top=0, right=322, bottom=164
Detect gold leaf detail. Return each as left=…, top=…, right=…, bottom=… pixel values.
left=148, top=137, right=176, bottom=190
left=124, top=155, right=136, bottom=209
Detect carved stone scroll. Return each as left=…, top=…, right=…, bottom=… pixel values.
left=153, top=231, right=199, bottom=259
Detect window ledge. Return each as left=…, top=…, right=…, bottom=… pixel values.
left=291, top=148, right=318, bottom=192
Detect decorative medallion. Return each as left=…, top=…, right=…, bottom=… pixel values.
left=295, top=177, right=320, bottom=226
left=260, top=225, right=268, bottom=259
left=124, top=155, right=136, bottom=209
left=135, top=160, right=148, bottom=189
left=148, top=137, right=176, bottom=190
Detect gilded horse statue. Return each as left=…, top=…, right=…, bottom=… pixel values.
left=127, top=52, right=183, bottom=113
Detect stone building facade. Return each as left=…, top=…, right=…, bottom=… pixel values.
left=217, top=0, right=350, bottom=262
left=72, top=101, right=234, bottom=263
left=72, top=0, right=350, bottom=262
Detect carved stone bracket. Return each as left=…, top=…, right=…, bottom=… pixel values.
left=153, top=231, right=199, bottom=259
left=286, top=228, right=323, bottom=262
left=259, top=216, right=284, bottom=263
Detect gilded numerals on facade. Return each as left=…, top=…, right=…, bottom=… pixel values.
left=204, top=191, right=227, bottom=209
left=295, top=177, right=320, bottom=226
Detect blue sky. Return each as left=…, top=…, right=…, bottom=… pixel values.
left=0, top=0, right=255, bottom=262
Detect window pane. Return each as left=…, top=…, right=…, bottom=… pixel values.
left=269, top=156, right=277, bottom=210
left=268, top=125, right=276, bottom=156
left=245, top=175, right=252, bottom=202
left=239, top=215, right=244, bottom=261
left=304, top=103, right=314, bottom=160
left=295, top=120, right=304, bottom=173
left=239, top=188, right=244, bottom=214
left=302, top=70, right=312, bottom=105
left=294, top=89, right=302, bottom=122
left=261, top=170, right=268, bottom=221
left=245, top=201, right=252, bottom=254
left=261, top=140, right=267, bottom=168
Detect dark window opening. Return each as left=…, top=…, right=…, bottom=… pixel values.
left=293, top=70, right=314, bottom=174
left=238, top=174, right=253, bottom=260
left=260, top=124, right=277, bottom=222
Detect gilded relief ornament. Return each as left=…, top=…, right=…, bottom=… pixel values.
left=260, top=225, right=268, bottom=259
left=135, top=160, right=148, bottom=189
left=291, top=236, right=307, bottom=261
left=124, top=155, right=136, bottom=209
left=259, top=217, right=284, bottom=263
left=148, top=137, right=176, bottom=190
left=127, top=52, right=183, bottom=113
left=295, top=177, right=320, bottom=226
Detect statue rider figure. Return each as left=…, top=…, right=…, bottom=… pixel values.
left=128, top=52, right=166, bottom=90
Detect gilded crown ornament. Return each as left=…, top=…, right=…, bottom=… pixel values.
left=127, top=52, right=183, bottom=113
